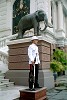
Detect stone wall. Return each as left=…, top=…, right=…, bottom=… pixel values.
left=0, top=0, right=7, bottom=31
left=0, top=0, right=12, bottom=38
left=8, top=40, right=51, bottom=70
left=8, top=42, right=30, bottom=70
left=5, top=37, right=54, bottom=89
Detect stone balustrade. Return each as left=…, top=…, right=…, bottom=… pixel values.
left=0, top=51, right=8, bottom=73
left=0, top=34, right=18, bottom=48
left=0, top=34, right=18, bottom=73
left=0, top=51, right=8, bottom=64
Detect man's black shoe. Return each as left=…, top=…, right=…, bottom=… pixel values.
left=36, top=86, right=42, bottom=88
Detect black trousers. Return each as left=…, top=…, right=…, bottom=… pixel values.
left=29, top=64, right=39, bottom=89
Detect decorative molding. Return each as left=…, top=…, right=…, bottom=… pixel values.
left=0, top=27, right=11, bottom=32
left=55, top=29, right=65, bottom=38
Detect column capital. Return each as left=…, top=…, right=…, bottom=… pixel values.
left=52, top=0, right=62, bottom=4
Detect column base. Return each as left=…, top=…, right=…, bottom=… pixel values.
left=5, top=69, right=54, bottom=89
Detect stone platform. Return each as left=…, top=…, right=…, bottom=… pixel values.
left=6, top=36, right=54, bottom=89
left=19, top=87, right=47, bottom=100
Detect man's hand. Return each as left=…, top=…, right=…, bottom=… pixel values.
left=31, top=61, right=35, bottom=65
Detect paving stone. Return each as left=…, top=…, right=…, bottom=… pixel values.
left=47, top=92, right=58, bottom=96
left=0, top=86, right=28, bottom=100
left=55, top=86, right=67, bottom=90
left=51, top=91, right=67, bottom=100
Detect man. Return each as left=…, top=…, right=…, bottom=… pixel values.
left=28, top=36, right=40, bottom=89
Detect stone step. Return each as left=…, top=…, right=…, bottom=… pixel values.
left=0, top=75, right=4, bottom=79
left=0, top=82, right=14, bottom=90
left=0, top=72, right=4, bottom=76
left=0, top=83, right=6, bottom=90
left=55, top=80, right=67, bottom=87
left=0, top=79, right=9, bottom=83
left=55, top=86, right=67, bottom=90
left=4, top=82, right=15, bottom=87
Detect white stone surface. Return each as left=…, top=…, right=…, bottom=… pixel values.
left=0, top=50, right=8, bottom=73
left=0, top=0, right=12, bottom=38
left=0, top=86, right=28, bottom=100
left=0, top=46, right=8, bottom=54
left=30, top=0, right=36, bottom=13
left=52, top=1, right=57, bottom=30
left=0, top=61, right=8, bottom=73
left=39, top=70, right=54, bottom=89
left=57, top=1, right=64, bottom=30
left=7, top=33, right=56, bottom=46
left=0, top=0, right=7, bottom=30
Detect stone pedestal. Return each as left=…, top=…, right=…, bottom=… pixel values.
left=19, top=87, right=47, bottom=100
left=5, top=36, right=54, bottom=89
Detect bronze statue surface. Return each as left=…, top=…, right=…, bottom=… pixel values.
left=17, top=10, right=49, bottom=39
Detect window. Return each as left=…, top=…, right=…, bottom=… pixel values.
left=13, top=0, right=30, bottom=34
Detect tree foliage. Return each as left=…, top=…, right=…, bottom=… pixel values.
left=50, top=49, right=67, bottom=72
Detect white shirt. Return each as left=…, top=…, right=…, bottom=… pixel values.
left=28, top=43, right=40, bottom=64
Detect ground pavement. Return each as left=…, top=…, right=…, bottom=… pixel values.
left=0, top=75, right=67, bottom=100
left=47, top=75, right=67, bottom=100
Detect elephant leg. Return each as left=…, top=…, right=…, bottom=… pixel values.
left=17, top=29, right=24, bottom=39
left=34, top=23, right=38, bottom=36
left=34, top=25, right=39, bottom=36
left=37, top=22, right=39, bottom=35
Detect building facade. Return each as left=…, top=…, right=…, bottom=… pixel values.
left=0, top=0, right=67, bottom=47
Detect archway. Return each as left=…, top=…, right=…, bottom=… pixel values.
left=13, top=0, right=30, bottom=34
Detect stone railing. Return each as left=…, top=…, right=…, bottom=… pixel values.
left=0, top=34, right=18, bottom=48
left=0, top=34, right=18, bottom=73
left=0, top=51, right=8, bottom=73
left=0, top=29, right=34, bottom=48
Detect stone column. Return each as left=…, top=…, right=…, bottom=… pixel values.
left=66, top=17, right=67, bottom=37
left=52, top=1, right=57, bottom=30
left=56, top=0, right=65, bottom=46
left=6, top=0, right=12, bottom=35
left=35, top=0, right=48, bottom=17
left=48, top=0, right=51, bottom=23
left=57, top=0, right=63, bottom=30
left=30, top=0, right=36, bottom=13
left=6, top=0, right=12, bottom=29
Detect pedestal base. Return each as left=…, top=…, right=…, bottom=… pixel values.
left=19, top=87, right=47, bottom=100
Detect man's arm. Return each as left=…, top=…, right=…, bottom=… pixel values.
left=28, top=46, right=35, bottom=64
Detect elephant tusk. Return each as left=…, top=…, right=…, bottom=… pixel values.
left=40, top=23, right=53, bottom=31
left=48, top=23, right=53, bottom=28
left=40, top=24, right=47, bottom=31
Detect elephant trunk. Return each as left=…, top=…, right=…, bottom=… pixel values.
left=40, top=14, right=53, bottom=31
left=44, top=15, right=53, bottom=30
left=39, top=14, right=48, bottom=31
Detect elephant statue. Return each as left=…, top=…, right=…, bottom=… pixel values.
left=17, top=10, right=49, bottom=39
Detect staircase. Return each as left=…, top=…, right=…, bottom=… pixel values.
left=0, top=34, right=18, bottom=87
left=55, top=75, right=67, bottom=90
left=0, top=71, right=14, bottom=90
left=0, top=34, right=25, bottom=100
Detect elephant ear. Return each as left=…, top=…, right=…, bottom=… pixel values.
left=35, top=10, right=39, bottom=22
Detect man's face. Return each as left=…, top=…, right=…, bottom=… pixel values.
left=33, top=39, right=38, bottom=44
